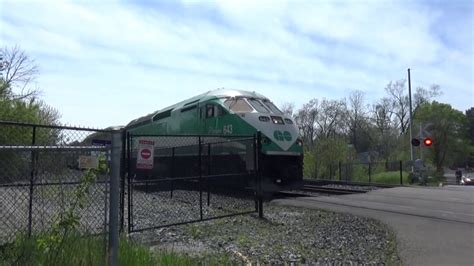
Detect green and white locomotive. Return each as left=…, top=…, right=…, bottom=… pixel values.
left=126, top=88, right=303, bottom=191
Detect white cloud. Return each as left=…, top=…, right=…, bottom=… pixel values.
left=0, top=0, right=472, bottom=128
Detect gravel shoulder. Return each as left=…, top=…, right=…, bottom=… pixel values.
left=133, top=204, right=401, bottom=265
left=275, top=187, right=474, bottom=266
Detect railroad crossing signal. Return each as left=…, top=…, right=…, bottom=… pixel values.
left=423, top=137, right=433, bottom=147
left=412, top=137, right=433, bottom=147
left=411, top=123, right=434, bottom=147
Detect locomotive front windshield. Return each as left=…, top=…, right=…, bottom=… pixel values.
left=224, top=98, right=253, bottom=113
left=247, top=98, right=270, bottom=113
left=262, top=99, right=283, bottom=114
left=224, top=97, right=281, bottom=114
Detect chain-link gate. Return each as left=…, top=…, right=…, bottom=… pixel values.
left=125, top=133, right=261, bottom=233
left=0, top=121, right=112, bottom=245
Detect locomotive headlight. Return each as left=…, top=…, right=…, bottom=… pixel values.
left=259, top=116, right=270, bottom=122
left=296, top=138, right=303, bottom=146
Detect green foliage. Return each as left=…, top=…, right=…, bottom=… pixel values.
left=0, top=47, right=62, bottom=182
left=304, top=136, right=355, bottom=179
left=1, top=46, right=61, bottom=126
left=187, top=224, right=205, bottom=239
left=349, top=164, right=369, bottom=182
left=1, top=155, right=109, bottom=265
left=1, top=234, right=237, bottom=266
left=1, top=234, right=161, bottom=266
left=415, top=102, right=470, bottom=171
left=466, top=108, right=474, bottom=143
left=371, top=171, right=410, bottom=184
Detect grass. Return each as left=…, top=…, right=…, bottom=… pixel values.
left=0, top=234, right=236, bottom=266
left=0, top=234, right=156, bottom=266
left=370, top=171, right=410, bottom=185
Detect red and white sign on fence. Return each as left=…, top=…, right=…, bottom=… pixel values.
left=136, top=139, right=155, bottom=170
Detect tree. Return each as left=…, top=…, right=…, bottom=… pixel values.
left=280, top=102, right=295, bottom=118
left=295, top=97, right=348, bottom=178
left=413, top=84, right=442, bottom=111
left=466, top=108, right=474, bottom=142
left=466, top=108, right=474, bottom=167
left=316, top=99, right=347, bottom=139
left=371, top=98, right=393, bottom=135
left=370, top=97, right=400, bottom=160
left=1, top=45, right=39, bottom=100
left=304, top=136, right=354, bottom=179
left=415, top=102, right=469, bottom=171
left=294, top=99, right=319, bottom=147
left=347, top=90, right=372, bottom=152
left=384, top=80, right=410, bottom=134
left=0, top=46, right=60, bottom=125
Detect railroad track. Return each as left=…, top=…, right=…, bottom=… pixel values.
left=302, top=184, right=368, bottom=195
left=303, top=179, right=397, bottom=188
left=274, top=179, right=391, bottom=198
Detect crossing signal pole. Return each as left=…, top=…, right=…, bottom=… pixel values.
left=408, top=69, right=415, bottom=170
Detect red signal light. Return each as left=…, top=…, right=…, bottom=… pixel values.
left=423, top=137, right=433, bottom=147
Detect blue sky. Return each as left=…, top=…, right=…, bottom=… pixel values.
left=1, top=0, right=473, bottom=128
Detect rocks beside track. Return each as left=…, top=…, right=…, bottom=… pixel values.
left=319, top=184, right=381, bottom=192
left=132, top=204, right=400, bottom=265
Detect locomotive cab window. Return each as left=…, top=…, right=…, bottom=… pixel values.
left=248, top=98, right=270, bottom=113
left=262, top=100, right=283, bottom=114
left=216, top=105, right=227, bottom=116
left=204, top=104, right=227, bottom=118
left=224, top=98, right=253, bottom=113
left=206, top=104, right=214, bottom=118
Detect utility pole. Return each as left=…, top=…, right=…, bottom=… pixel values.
left=408, top=68, right=415, bottom=168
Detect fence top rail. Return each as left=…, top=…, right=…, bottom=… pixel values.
left=128, top=133, right=255, bottom=138
left=0, top=180, right=109, bottom=188
left=0, top=145, right=109, bottom=151
left=333, top=161, right=404, bottom=165
left=0, top=120, right=114, bottom=133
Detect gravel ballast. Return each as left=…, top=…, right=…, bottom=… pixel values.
left=132, top=204, right=400, bottom=265
left=1, top=175, right=400, bottom=265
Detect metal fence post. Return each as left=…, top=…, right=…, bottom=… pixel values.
left=338, top=161, right=342, bottom=181
left=253, top=134, right=258, bottom=212
left=207, top=143, right=211, bottom=207
left=198, top=137, right=203, bottom=220
left=346, top=163, right=349, bottom=181
left=108, top=130, right=121, bottom=266
left=368, top=162, right=372, bottom=183
left=329, top=163, right=332, bottom=180
left=28, top=125, right=37, bottom=237
left=400, top=161, right=403, bottom=185
left=170, top=147, right=175, bottom=199
left=127, top=133, right=132, bottom=233
left=120, top=130, right=126, bottom=232
left=257, top=131, right=263, bottom=218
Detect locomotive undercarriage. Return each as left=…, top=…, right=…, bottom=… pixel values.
left=129, top=153, right=303, bottom=192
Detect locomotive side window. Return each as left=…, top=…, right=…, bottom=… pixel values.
left=215, top=105, right=224, bottom=116
left=204, top=104, right=227, bottom=118
left=206, top=104, right=214, bottom=118
left=224, top=98, right=253, bottom=113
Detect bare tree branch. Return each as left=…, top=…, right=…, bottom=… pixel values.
left=1, top=45, right=39, bottom=99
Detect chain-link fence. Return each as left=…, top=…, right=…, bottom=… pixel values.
left=1, top=121, right=263, bottom=247
left=126, top=134, right=259, bottom=233
left=0, top=121, right=113, bottom=245
left=324, top=161, right=408, bottom=185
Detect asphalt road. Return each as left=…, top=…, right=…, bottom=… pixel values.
left=272, top=185, right=474, bottom=266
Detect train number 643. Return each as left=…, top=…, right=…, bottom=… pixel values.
left=223, top=124, right=233, bottom=135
